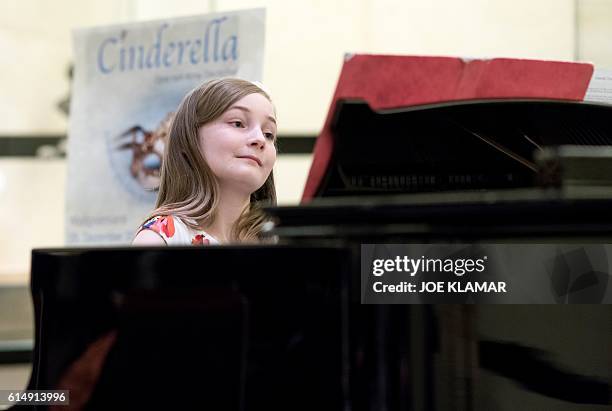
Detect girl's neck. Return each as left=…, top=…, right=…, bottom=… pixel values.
left=203, top=187, right=250, bottom=243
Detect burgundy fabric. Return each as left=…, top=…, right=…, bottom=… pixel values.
left=302, top=54, right=594, bottom=201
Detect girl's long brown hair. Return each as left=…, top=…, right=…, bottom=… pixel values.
left=147, top=78, right=277, bottom=242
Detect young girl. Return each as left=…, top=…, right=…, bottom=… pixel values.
left=132, top=78, right=277, bottom=245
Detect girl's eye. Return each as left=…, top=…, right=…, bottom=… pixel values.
left=231, top=121, right=244, bottom=128
left=264, top=132, right=275, bottom=140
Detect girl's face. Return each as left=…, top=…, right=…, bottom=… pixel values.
left=198, top=92, right=277, bottom=195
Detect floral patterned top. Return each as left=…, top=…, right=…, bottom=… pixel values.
left=139, top=215, right=220, bottom=245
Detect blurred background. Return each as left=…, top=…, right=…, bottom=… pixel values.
left=3, top=0, right=612, bottom=283
left=0, top=0, right=611, bottom=406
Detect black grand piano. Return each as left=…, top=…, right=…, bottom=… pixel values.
left=26, top=56, right=611, bottom=410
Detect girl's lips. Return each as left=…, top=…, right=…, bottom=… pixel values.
left=237, top=155, right=262, bottom=166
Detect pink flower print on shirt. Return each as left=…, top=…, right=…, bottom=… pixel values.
left=192, top=234, right=210, bottom=245
left=143, top=215, right=176, bottom=238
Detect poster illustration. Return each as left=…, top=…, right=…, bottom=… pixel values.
left=66, top=9, right=265, bottom=245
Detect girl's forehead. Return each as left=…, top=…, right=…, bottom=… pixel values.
left=226, top=93, right=276, bottom=120
left=232, top=92, right=272, bottom=107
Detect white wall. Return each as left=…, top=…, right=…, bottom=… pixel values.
left=0, top=1, right=133, bottom=134
left=0, top=159, right=66, bottom=282
left=0, top=0, right=578, bottom=135
left=577, top=0, right=612, bottom=65
left=217, top=0, right=575, bottom=134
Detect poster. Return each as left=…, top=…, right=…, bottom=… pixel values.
left=66, top=9, right=265, bottom=245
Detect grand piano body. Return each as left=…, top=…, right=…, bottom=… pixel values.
left=27, top=246, right=351, bottom=410
left=27, top=55, right=611, bottom=410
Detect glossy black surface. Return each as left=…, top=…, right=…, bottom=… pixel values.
left=322, top=100, right=612, bottom=196
left=28, top=246, right=351, bottom=410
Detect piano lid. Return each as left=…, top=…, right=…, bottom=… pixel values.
left=302, top=55, right=596, bottom=200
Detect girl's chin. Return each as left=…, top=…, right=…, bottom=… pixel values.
left=219, top=176, right=267, bottom=194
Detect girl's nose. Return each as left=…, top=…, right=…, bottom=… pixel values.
left=248, top=128, right=266, bottom=149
